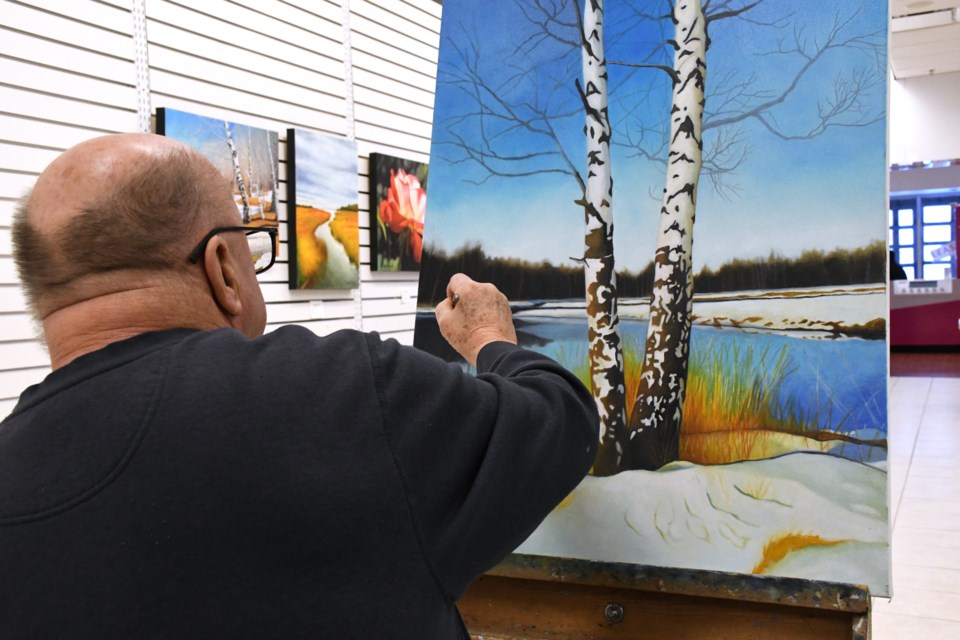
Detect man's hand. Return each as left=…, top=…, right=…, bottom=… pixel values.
left=435, top=273, right=518, bottom=367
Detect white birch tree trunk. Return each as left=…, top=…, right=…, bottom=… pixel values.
left=224, top=121, right=250, bottom=223
left=579, top=0, right=627, bottom=476
left=267, top=139, right=278, bottom=214
left=628, top=0, right=706, bottom=470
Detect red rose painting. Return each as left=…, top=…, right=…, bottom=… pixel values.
left=370, top=154, right=428, bottom=272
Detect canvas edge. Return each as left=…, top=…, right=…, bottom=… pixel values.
left=286, top=128, right=300, bottom=290
left=155, top=107, right=166, bottom=136
left=369, top=152, right=384, bottom=272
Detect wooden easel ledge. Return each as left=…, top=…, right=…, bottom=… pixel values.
left=457, top=554, right=870, bottom=640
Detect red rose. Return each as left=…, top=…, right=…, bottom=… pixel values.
left=378, top=168, right=426, bottom=263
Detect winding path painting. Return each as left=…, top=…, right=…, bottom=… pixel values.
left=414, top=0, right=890, bottom=594
left=286, top=129, right=360, bottom=290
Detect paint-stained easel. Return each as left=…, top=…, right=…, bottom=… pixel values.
left=458, top=555, right=870, bottom=639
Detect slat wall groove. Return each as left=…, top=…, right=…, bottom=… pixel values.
left=277, top=0, right=341, bottom=21
left=161, top=0, right=344, bottom=64
left=225, top=0, right=343, bottom=41
left=369, top=0, right=441, bottom=34
left=0, top=51, right=135, bottom=87
left=9, top=0, right=134, bottom=38
left=147, top=43, right=344, bottom=99
left=0, top=0, right=440, bottom=421
left=142, top=25, right=334, bottom=81
left=0, top=26, right=134, bottom=81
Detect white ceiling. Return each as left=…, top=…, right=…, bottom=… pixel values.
left=891, top=0, right=960, bottom=78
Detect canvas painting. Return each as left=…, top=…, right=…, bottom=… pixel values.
left=415, top=0, right=890, bottom=595
left=156, top=108, right=279, bottom=236
left=369, top=153, right=428, bottom=272
left=286, top=129, right=360, bottom=290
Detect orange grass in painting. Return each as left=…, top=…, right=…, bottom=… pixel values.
left=682, top=431, right=771, bottom=465
left=682, top=342, right=794, bottom=435
left=295, top=206, right=332, bottom=289
left=752, top=531, right=847, bottom=575
left=565, top=339, right=835, bottom=466
left=330, top=209, right=360, bottom=267
left=678, top=341, right=837, bottom=464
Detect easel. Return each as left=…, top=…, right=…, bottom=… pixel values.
left=458, top=554, right=870, bottom=639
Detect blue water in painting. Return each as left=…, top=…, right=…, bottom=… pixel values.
left=416, top=301, right=888, bottom=463
left=512, top=315, right=887, bottom=437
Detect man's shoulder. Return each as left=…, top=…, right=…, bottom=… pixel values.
left=173, top=326, right=374, bottom=369
left=186, top=325, right=370, bottom=353
left=256, top=325, right=373, bottom=356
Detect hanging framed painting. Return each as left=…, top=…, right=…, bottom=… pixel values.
left=286, top=129, right=360, bottom=290
left=415, top=0, right=890, bottom=595
left=369, top=153, right=428, bottom=272
left=156, top=108, right=279, bottom=240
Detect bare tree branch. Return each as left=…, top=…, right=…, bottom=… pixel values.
left=607, top=60, right=678, bottom=83
left=705, top=0, right=762, bottom=23
left=515, top=0, right=580, bottom=54
left=701, top=125, right=751, bottom=199
left=703, top=9, right=884, bottom=138
left=437, top=19, right=586, bottom=193
left=613, top=2, right=883, bottom=195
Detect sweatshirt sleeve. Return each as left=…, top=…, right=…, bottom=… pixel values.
left=366, top=334, right=599, bottom=600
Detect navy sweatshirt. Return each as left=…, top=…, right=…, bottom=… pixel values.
left=0, top=326, right=598, bottom=639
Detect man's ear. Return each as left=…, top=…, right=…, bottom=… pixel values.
left=203, top=235, right=243, bottom=318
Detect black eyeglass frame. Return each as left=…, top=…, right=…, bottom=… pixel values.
left=187, top=225, right=278, bottom=274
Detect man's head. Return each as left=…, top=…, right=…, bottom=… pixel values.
left=12, top=133, right=267, bottom=367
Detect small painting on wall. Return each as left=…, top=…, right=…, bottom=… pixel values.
left=156, top=108, right=279, bottom=236
left=286, top=129, right=360, bottom=290
left=369, top=153, right=428, bottom=272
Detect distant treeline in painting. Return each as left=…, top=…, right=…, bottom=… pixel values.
left=419, top=240, right=886, bottom=304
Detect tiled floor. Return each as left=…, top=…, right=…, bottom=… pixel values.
left=872, top=377, right=960, bottom=638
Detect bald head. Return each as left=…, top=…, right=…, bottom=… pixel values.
left=13, top=133, right=237, bottom=318
left=29, top=134, right=200, bottom=236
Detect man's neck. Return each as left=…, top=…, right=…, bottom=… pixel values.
left=42, top=282, right=230, bottom=370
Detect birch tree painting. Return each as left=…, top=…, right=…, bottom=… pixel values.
left=156, top=108, right=279, bottom=231
left=415, top=0, right=889, bottom=594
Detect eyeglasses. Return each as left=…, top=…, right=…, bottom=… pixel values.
left=187, top=226, right=278, bottom=274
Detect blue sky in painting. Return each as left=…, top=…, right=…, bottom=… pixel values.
left=293, top=129, right=359, bottom=211
left=424, top=0, right=888, bottom=272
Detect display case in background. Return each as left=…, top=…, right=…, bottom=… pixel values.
left=891, top=278, right=960, bottom=346
left=889, top=201, right=960, bottom=347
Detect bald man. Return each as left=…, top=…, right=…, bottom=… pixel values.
left=0, top=134, right=598, bottom=639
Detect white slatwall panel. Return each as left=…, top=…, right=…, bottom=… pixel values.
left=0, top=0, right=440, bottom=421
left=348, top=0, right=437, bottom=345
